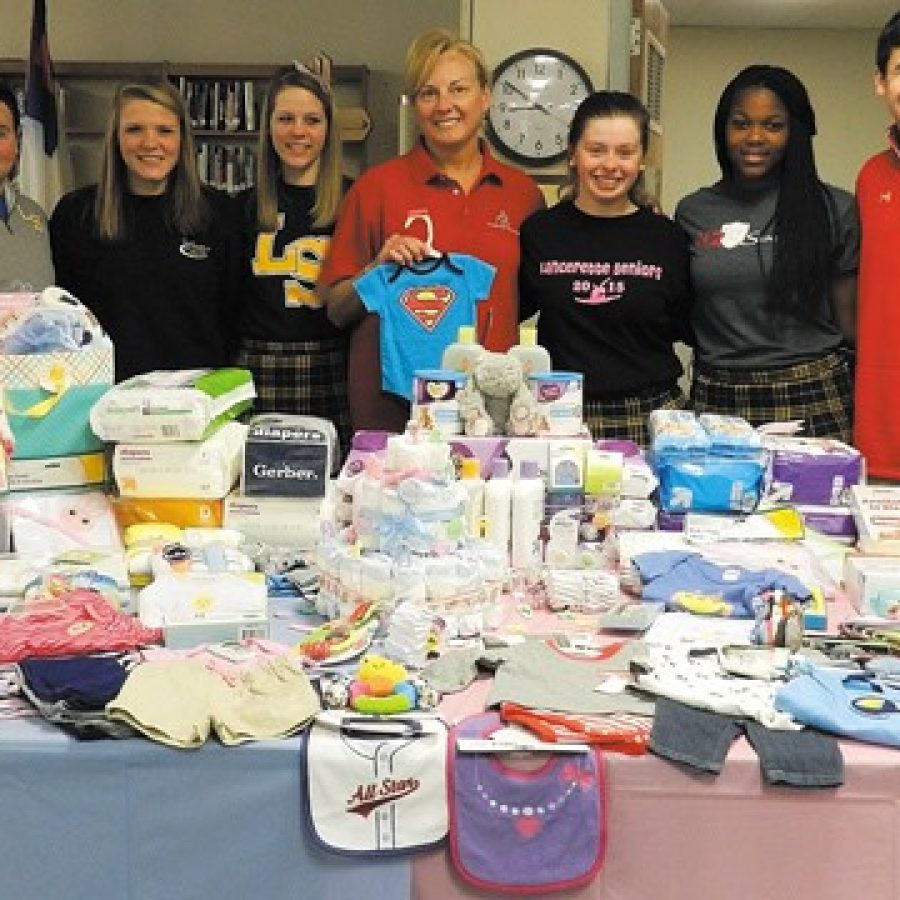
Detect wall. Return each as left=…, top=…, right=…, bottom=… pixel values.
left=0, top=0, right=459, bottom=167
left=661, top=27, right=886, bottom=213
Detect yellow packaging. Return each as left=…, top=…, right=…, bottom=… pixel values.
left=112, top=496, right=224, bottom=529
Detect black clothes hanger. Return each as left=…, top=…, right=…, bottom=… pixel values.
left=387, top=252, right=463, bottom=283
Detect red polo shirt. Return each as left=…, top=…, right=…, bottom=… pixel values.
left=854, top=129, right=900, bottom=478
left=320, top=140, right=544, bottom=432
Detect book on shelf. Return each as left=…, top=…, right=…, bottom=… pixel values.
left=848, top=484, right=900, bottom=555
left=243, top=80, right=255, bottom=132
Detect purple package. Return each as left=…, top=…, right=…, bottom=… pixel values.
left=657, top=509, right=686, bottom=531
left=767, top=438, right=862, bottom=507
left=797, top=505, right=858, bottom=540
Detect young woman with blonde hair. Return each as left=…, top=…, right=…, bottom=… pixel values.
left=236, top=64, right=351, bottom=458
left=50, top=80, right=237, bottom=380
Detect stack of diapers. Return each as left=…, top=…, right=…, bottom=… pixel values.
left=90, top=370, right=254, bottom=533
left=649, top=410, right=766, bottom=514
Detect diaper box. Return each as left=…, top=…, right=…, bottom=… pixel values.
left=112, top=496, right=224, bottom=529
left=766, top=437, right=863, bottom=506
left=7, top=452, right=108, bottom=492
left=843, top=554, right=900, bottom=614
left=113, top=422, right=246, bottom=499
left=90, top=367, right=255, bottom=443
left=224, top=493, right=322, bottom=548
left=449, top=434, right=591, bottom=484
left=241, top=414, right=335, bottom=499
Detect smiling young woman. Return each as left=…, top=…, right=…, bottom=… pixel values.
left=49, top=81, right=239, bottom=381
left=234, top=65, right=352, bottom=461
left=517, top=91, right=693, bottom=445
left=675, top=65, right=859, bottom=441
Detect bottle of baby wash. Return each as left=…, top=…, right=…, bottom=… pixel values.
left=511, top=460, right=545, bottom=570
left=509, top=325, right=551, bottom=377
left=458, top=457, right=485, bottom=538
left=483, top=457, right=512, bottom=560
left=441, top=325, right=485, bottom=375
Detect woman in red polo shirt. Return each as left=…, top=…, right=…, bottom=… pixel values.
left=320, top=29, right=544, bottom=433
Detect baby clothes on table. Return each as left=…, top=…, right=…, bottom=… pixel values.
left=650, top=696, right=843, bottom=787
left=106, top=654, right=320, bottom=748
left=632, top=550, right=812, bottom=616
left=630, top=642, right=800, bottom=729
left=353, top=253, right=495, bottom=401
left=17, top=653, right=137, bottom=739
left=0, top=591, right=162, bottom=663
left=775, top=661, right=900, bottom=748
left=423, top=639, right=654, bottom=717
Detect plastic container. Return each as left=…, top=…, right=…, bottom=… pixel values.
left=483, top=457, right=512, bottom=561
left=411, top=369, right=465, bottom=435
left=528, top=371, right=584, bottom=436
left=441, top=325, right=485, bottom=376
left=511, top=460, right=544, bottom=570
left=458, top=457, right=485, bottom=538
left=509, top=325, right=551, bottom=377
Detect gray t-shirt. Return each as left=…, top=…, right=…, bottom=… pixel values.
left=674, top=181, right=858, bottom=368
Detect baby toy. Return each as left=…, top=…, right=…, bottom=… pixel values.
left=457, top=350, right=543, bottom=437
left=322, top=652, right=440, bottom=714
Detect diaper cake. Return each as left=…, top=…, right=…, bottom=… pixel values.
left=317, top=426, right=505, bottom=627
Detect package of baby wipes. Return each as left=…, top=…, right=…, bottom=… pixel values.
left=90, top=368, right=255, bottom=442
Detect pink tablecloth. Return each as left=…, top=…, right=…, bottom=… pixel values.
left=420, top=668, right=900, bottom=900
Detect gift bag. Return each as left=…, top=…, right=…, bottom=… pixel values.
left=449, top=711, right=606, bottom=894
left=2, top=339, right=114, bottom=459
left=302, top=710, right=448, bottom=855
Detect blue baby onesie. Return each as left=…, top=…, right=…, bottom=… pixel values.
left=633, top=550, right=812, bottom=617
left=353, top=253, right=495, bottom=401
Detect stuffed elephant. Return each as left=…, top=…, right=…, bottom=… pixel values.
left=457, top=350, right=543, bottom=437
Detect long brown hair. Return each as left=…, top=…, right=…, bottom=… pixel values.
left=255, top=65, right=343, bottom=232
left=95, top=80, right=207, bottom=241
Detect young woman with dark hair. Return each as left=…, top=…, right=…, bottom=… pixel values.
left=517, top=91, right=692, bottom=445
left=675, top=65, right=858, bottom=440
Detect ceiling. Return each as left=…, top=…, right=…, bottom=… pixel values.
left=663, top=0, right=896, bottom=30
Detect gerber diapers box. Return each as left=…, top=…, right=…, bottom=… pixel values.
left=241, top=414, right=336, bottom=498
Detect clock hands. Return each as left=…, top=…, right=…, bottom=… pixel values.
left=501, top=80, right=570, bottom=126
left=502, top=80, right=530, bottom=102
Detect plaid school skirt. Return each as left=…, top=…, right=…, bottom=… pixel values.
left=237, top=336, right=352, bottom=463
left=584, top=384, right=688, bottom=446
left=691, top=350, right=853, bottom=442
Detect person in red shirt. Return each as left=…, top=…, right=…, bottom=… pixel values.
left=854, top=12, right=900, bottom=479
left=320, top=29, right=544, bottom=433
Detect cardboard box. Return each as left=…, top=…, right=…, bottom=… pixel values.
left=224, top=493, right=322, bottom=548
left=7, top=452, right=108, bottom=492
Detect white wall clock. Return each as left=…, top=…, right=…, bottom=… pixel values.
left=486, top=47, right=593, bottom=166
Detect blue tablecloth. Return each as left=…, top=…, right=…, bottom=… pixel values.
left=0, top=716, right=411, bottom=900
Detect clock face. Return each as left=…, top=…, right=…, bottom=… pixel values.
left=487, top=48, right=593, bottom=166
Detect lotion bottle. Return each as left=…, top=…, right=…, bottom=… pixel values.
left=441, top=325, right=485, bottom=375
left=483, top=457, right=512, bottom=561
left=509, top=325, right=552, bottom=377
left=511, top=460, right=545, bottom=570
left=458, top=457, right=485, bottom=538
